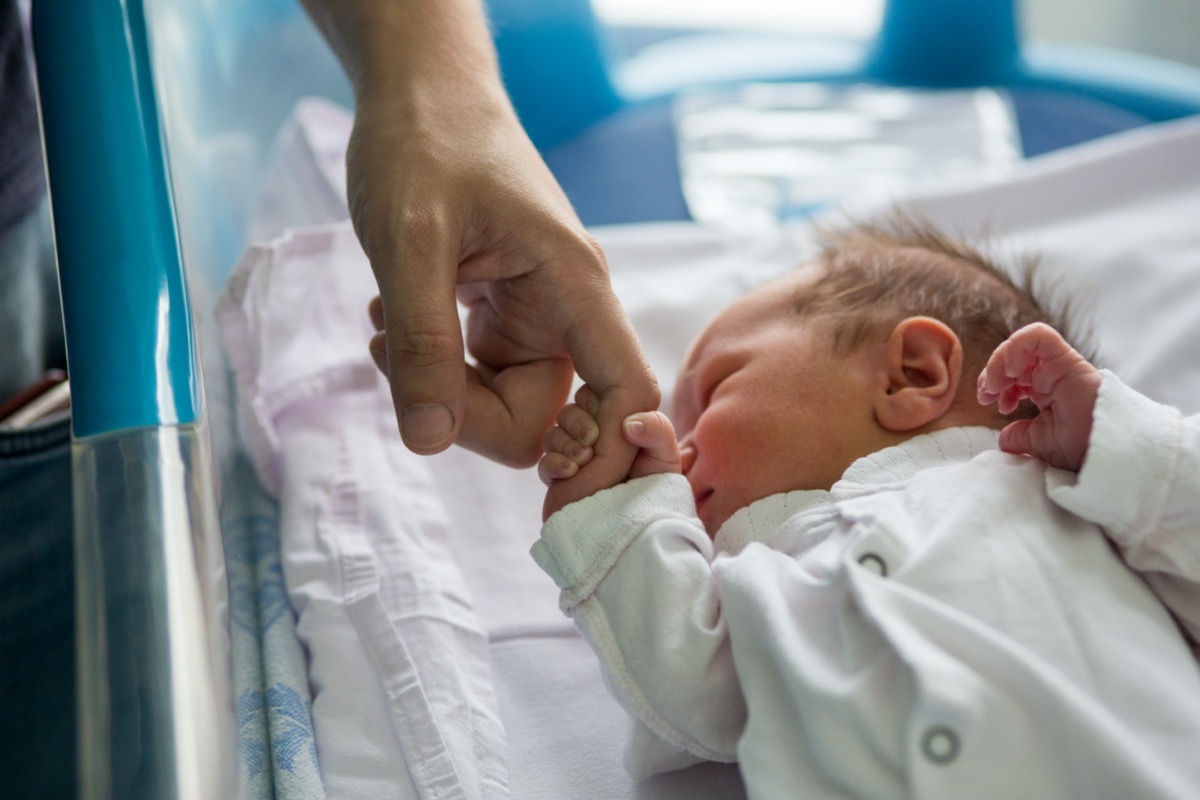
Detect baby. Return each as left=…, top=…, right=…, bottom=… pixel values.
left=531, top=214, right=1200, bottom=799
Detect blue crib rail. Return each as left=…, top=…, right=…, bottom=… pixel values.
left=33, top=0, right=199, bottom=438
left=33, top=1, right=226, bottom=798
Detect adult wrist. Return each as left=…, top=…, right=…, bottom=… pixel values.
left=303, top=0, right=505, bottom=105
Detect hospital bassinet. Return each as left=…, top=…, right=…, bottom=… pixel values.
left=29, top=0, right=1200, bottom=796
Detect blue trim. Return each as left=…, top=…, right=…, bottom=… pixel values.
left=1017, top=43, right=1200, bottom=122
left=33, top=0, right=200, bottom=437
left=612, top=38, right=1200, bottom=124
left=867, top=0, right=1020, bottom=86
left=489, top=0, right=623, bottom=151
left=493, top=0, right=1200, bottom=151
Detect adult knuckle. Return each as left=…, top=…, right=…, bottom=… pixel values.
left=482, top=435, right=543, bottom=470
left=573, top=235, right=611, bottom=283
left=577, top=231, right=607, bottom=264
left=387, top=325, right=460, bottom=368
left=355, top=193, right=450, bottom=269
left=508, top=440, right=544, bottom=470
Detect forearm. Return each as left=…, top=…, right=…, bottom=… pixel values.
left=535, top=474, right=745, bottom=765
left=298, top=0, right=530, bottom=278
left=299, top=0, right=508, bottom=109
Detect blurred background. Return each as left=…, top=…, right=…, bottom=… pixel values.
left=592, top=0, right=1200, bottom=68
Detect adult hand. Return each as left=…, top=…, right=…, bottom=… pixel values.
left=351, top=84, right=658, bottom=470
left=301, top=0, right=659, bottom=475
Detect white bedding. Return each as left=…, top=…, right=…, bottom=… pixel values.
left=219, top=101, right=1200, bottom=799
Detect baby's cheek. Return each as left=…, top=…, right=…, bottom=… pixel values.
left=702, top=407, right=828, bottom=503
left=695, top=413, right=758, bottom=489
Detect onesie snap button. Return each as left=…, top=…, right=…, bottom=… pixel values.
left=921, top=725, right=960, bottom=764
left=856, top=552, right=888, bottom=577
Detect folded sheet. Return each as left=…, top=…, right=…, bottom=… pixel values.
left=218, top=230, right=509, bottom=800
left=221, top=101, right=1200, bottom=799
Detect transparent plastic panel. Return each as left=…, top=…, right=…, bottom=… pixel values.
left=73, top=423, right=232, bottom=800
left=676, top=83, right=1021, bottom=229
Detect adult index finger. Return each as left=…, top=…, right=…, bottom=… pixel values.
left=558, top=280, right=662, bottom=499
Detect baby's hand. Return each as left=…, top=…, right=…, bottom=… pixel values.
left=541, top=384, right=682, bottom=519
left=977, top=322, right=1102, bottom=472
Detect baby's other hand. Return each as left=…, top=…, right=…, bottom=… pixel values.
left=541, top=385, right=682, bottom=520
left=977, top=322, right=1102, bottom=472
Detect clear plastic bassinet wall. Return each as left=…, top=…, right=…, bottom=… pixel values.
left=32, top=0, right=365, bottom=792
left=31, top=0, right=253, bottom=795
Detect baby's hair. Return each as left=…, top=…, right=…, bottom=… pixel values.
left=804, top=209, right=1096, bottom=420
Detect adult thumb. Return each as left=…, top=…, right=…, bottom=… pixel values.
left=373, top=249, right=467, bottom=455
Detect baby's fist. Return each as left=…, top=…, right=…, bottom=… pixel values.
left=978, top=323, right=1101, bottom=471
left=541, top=386, right=683, bottom=520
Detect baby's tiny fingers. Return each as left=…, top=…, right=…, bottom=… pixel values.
left=623, top=411, right=675, bottom=445
left=997, top=418, right=1036, bottom=458
left=574, top=384, right=601, bottom=417
left=368, top=295, right=385, bottom=331
left=556, top=402, right=599, bottom=447
left=623, top=412, right=682, bottom=471
left=977, top=368, right=1000, bottom=405
left=543, top=425, right=594, bottom=466
left=538, top=452, right=579, bottom=485
left=997, top=383, right=1027, bottom=416
left=625, top=411, right=684, bottom=479
left=978, top=352, right=1020, bottom=403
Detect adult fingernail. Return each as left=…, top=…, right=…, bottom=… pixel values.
left=401, top=404, right=455, bottom=450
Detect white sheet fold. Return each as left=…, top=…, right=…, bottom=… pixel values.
left=218, top=229, right=509, bottom=800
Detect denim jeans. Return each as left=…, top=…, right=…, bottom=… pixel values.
left=0, top=198, right=74, bottom=796
left=0, top=417, right=74, bottom=799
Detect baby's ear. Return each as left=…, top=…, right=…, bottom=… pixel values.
left=874, top=317, right=962, bottom=433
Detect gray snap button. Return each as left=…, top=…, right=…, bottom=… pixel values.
left=856, top=552, right=888, bottom=577
left=921, top=725, right=960, bottom=764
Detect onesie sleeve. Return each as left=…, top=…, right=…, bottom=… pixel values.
left=533, top=473, right=745, bottom=776
left=1048, top=370, right=1200, bottom=645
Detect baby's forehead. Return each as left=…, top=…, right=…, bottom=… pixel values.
left=746, top=261, right=826, bottom=310
left=704, top=262, right=825, bottom=333
left=680, top=262, right=824, bottom=364
left=761, top=260, right=826, bottom=295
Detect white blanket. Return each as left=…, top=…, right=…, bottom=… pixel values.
left=218, top=100, right=1200, bottom=799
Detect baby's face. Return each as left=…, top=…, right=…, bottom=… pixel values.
left=672, top=265, right=882, bottom=535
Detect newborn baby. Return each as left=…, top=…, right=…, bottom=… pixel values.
left=531, top=214, right=1200, bottom=799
